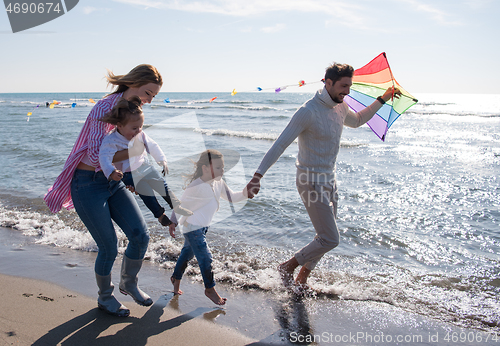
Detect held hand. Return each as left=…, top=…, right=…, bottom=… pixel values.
left=169, top=223, right=177, bottom=238
left=381, top=86, right=402, bottom=102
left=159, top=161, right=169, bottom=176
left=246, top=173, right=262, bottom=199
left=110, top=170, right=123, bottom=181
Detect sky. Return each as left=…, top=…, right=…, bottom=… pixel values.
left=1, top=0, right=499, bottom=94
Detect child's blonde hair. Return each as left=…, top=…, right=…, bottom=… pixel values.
left=186, top=149, right=224, bottom=185
left=100, top=96, right=143, bottom=126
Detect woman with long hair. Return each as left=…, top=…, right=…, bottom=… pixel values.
left=44, top=64, right=162, bottom=317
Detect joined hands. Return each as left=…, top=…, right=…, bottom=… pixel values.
left=245, top=172, right=262, bottom=199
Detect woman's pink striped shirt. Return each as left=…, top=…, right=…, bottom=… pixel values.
left=44, top=93, right=122, bottom=213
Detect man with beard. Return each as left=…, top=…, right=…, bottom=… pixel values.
left=246, top=62, right=401, bottom=290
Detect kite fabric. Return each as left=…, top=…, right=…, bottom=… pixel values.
left=344, top=52, right=418, bottom=141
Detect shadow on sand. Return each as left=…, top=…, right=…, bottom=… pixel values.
left=32, top=293, right=214, bottom=345
left=32, top=289, right=316, bottom=346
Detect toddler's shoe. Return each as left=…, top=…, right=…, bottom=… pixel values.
left=158, top=214, right=172, bottom=226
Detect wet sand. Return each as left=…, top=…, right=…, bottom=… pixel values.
left=0, top=273, right=258, bottom=346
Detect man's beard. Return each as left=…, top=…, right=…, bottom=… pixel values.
left=332, top=95, right=344, bottom=103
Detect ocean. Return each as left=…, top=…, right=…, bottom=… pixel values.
left=0, top=90, right=499, bottom=335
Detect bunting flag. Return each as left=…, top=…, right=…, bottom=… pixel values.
left=26, top=104, right=39, bottom=122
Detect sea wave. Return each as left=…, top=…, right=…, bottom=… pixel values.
left=0, top=100, right=95, bottom=108
left=220, top=105, right=287, bottom=111
left=1, top=101, right=41, bottom=106
left=152, top=105, right=209, bottom=110
left=408, top=110, right=500, bottom=117
left=194, top=128, right=365, bottom=148
left=195, top=128, right=283, bottom=141
left=151, top=104, right=291, bottom=112
left=417, top=102, right=455, bottom=106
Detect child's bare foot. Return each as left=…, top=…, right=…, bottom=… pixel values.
left=171, top=276, right=183, bottom=295
left=205, top=287, right=226, bottom=305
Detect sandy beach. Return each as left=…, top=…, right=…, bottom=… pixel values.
left=0, top=273, right=258, bottom=346
left=0, top=227, right=259, bottom=346
left=1, top=226, right=497, bottom=346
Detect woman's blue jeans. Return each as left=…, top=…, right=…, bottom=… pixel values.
left=172, top=227, right=215, bottom=289
left=71, top=169, right=150, bottom=276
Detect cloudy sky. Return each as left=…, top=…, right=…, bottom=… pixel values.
left=1, top=0, right=498, bottom=94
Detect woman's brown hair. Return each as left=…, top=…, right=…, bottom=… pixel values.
left=106, top=64, right=163, bottom=96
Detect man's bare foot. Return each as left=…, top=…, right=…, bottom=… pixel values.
left=278, top=257, right=299, bottom=287
left=293, top=267, right=316, bottom=297
left=205, top=287, right=226, bottom=305
left=171, top=277, right=183, bottom=295
left=295, top=266, right=311, bottom=285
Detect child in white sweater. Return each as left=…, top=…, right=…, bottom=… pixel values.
left=99, top=96, right=191, bottom=226
left=169, top=149, right=247, bottom=305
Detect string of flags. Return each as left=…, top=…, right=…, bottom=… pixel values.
left=23, top=53, right=416, bottom=140
left=26, top=99, right=96, bottom=122
left=26, top=104, right=39, bottom=122
left=24, top=79, right=321, bottom=122
left=163, top=79, right=323, bottom=103
left=230, top=79, right=322, bottom=96
left=164, top=52, right=418, bottom=141
left=164, top=96, right=218, bottom=104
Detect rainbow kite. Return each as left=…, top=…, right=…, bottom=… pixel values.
left=344, top=52, right=418, bottom=141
